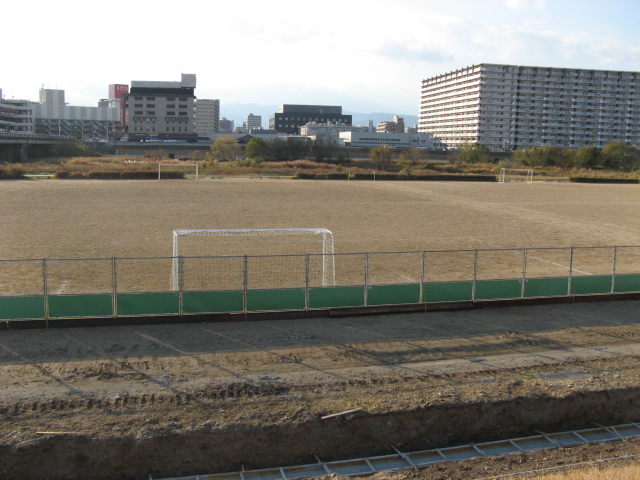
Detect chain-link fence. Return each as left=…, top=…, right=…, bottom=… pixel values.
left=0, top=246, right=639, bottom=318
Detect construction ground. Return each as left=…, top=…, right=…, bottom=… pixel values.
left=2, top=298, right=640, bottom=479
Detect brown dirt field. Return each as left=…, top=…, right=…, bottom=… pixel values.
left=1, top=178, right=639, bottom=260
left=2, top=178, right=640, bottom=480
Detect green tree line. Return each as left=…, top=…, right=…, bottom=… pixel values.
left=451, top=142, right=640, bottom=170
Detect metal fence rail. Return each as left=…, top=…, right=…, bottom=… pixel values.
left=156, top=423, right=640, bottom=480
left=0, top=246, right=639, bottom=320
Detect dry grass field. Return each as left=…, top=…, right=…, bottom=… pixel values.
left=2, top=178, right=639, bottom=260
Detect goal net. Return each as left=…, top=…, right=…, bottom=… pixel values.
left=499, top=168, right=533, bottom=183
left=171, top=228, right=335, bottom=291
left=158, top=163, right=199, bottom=180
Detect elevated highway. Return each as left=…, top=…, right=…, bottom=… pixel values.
left=0, top=133, right=73, bottom=162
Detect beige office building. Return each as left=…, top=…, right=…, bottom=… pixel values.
left=123, top=74, right=196, bottom=137
left=419, top=63, right=640, bottom=150
left=195, top=99, right=220, bottom=137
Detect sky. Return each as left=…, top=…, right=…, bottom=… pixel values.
left=5, top=0, right=640, bottom=121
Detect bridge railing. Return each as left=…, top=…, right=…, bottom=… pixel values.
left=0, top=132, right=74, bottom=141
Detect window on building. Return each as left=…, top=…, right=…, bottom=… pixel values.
left=167, top=104, right=175, bottom=109
left=179, top=105, right=188, bottom=109
left=167, top=97, right=175, bottom=101
left=179, top=112, right=187, bottom=116
left=146, top=104, right=155, bottom=108
left=179, top=98, right=188, bottom=102
left=147, top=97, right=155, bottom=100
left=134, top=96, right=143, bottom=100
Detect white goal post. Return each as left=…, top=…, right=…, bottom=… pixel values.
left=171, top=228, right=336, bottom=290
left=158, top=163, right=199, bottom=180
left=499, top=168, right=533, bottom=183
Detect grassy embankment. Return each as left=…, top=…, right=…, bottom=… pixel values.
left=3, top=153, right=640, bottom=180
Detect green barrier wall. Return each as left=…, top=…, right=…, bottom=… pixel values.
left=182, top=291, right=244, bottom=314
left=424, top=282, right=473, bottom=302
left=2, top=274, right=640, bottom=321
left=614, top=274, right=640, bottom=293
left=0, top=296, right=45, bottom=320
left=524, top=277, right=569, bottom=298
left=117, top=292, right=180, bottom=316
left=571, top=275, right=613, bottom=295
left=48, top=294, right=113, bottom=318
left=475, top=279, right=523, bottom=300
left=367, top=284, right=421, bottom=306
left=247, top=289, right=305, bottom=311
left=309, top=286, right=365, bottom=309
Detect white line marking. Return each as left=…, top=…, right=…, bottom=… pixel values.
left=56, top=280, right=68, bottom=294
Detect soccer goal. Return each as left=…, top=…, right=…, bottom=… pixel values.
left=499, top=168, right=533, bottom=183
left=158, top=163, right=199, bottom=180
left=171, top=228, right=336, bottom=291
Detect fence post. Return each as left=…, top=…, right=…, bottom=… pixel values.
left=243, top=255, right=248, bottom=317
left=178, top=255, right=184, bottom=316
left=472, top=249, right=478, bottom=302
left=364, top=253, right=369, bottom=307
left=111, top=257, right=117, bottom=319
left=305, top=254, right=310, bottom=311
left=612, top=246, right=617, bottom=294
left=43, top=258, right=49, bottom=326
left=521, top=248, right=527, bottom=299
left=420, top=250, right=425, bottom=304
left=568, top=247, right=574, bottom=296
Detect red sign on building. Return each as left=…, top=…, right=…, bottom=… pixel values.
left=109, top=84, right=129, bottom=99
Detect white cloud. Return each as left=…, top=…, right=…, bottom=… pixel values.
left=505, top=0, right=546, bottom=9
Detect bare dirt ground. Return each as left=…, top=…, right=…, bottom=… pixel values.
left=1, top=178, right=640, bottom=260
left=2, top=300, right=640, bottom=479
left=1, top=179, right=640, bottom=479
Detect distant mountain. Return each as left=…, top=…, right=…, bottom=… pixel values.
left=219, top=103, right=418, bottom=129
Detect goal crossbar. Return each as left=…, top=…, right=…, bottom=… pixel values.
left=499, top=168, right=533, bottom=183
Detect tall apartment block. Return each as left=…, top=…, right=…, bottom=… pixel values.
left=246, top=113, right=262, bottom=131
left=123, top=74, right=196, bottom=137
left=419, top=63, right=640, bottom=150
left=195, top=99, right=220, bottom=137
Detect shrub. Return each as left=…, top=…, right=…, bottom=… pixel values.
left=0, top=165, right=26, bottom=179
left=569, top=177, right=639, bottom=184
left=87, top=170, right=121, bottom=179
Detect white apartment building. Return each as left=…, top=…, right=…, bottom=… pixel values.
left=195, top=99, right=220, bottom=137
left=246, top=113, right=262, bottom=131
left=419, top=63, right=640, bottom=150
